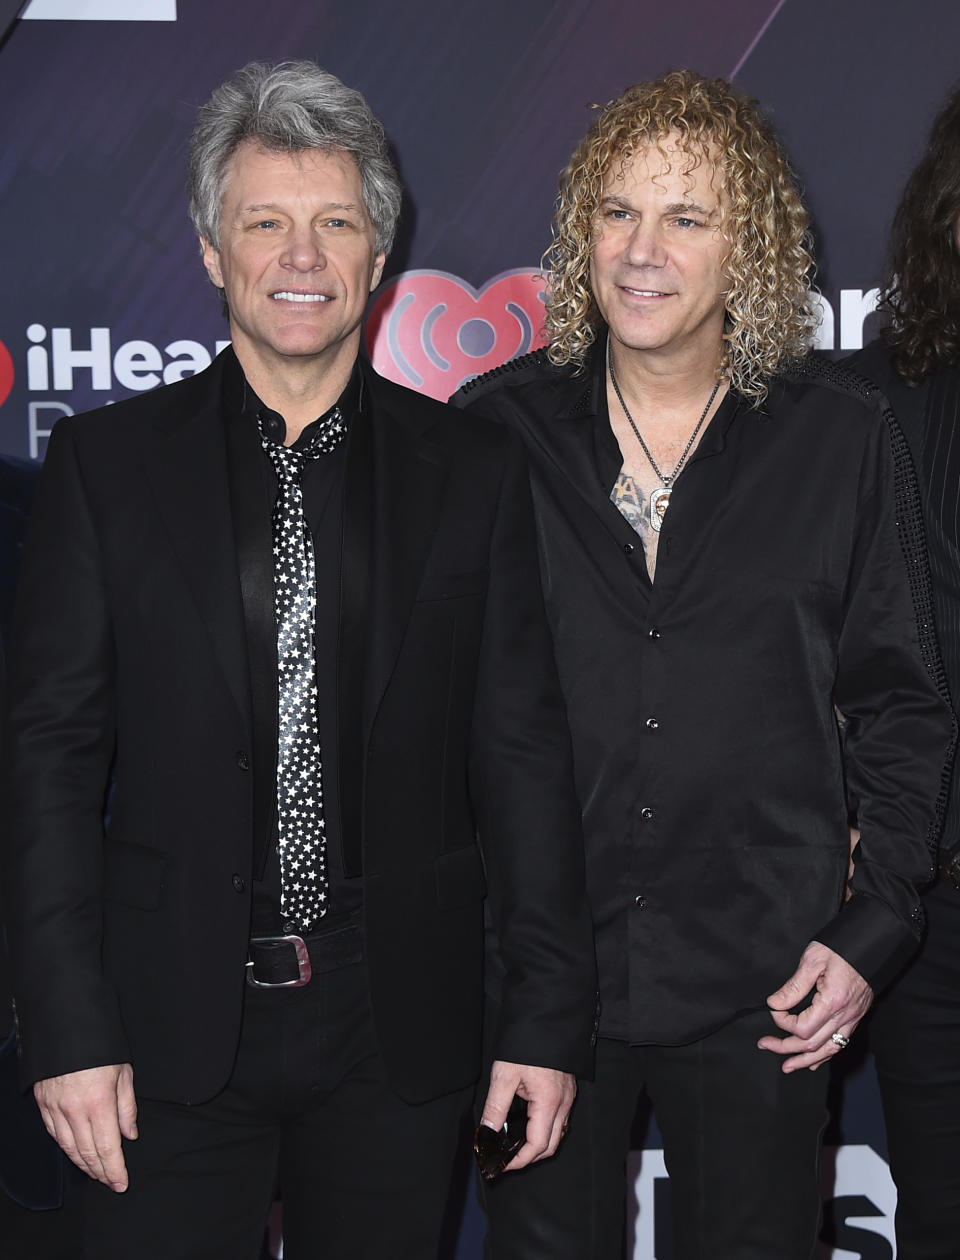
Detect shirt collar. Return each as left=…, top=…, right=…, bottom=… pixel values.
left=583, top=328, right=746, bottom=491
left=223, top=351, right=363, bottom=452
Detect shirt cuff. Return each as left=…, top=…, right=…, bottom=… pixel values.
left=814, top=892, right=922, bottom=993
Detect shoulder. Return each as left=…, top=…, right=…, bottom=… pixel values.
left=450, top=350, right=580, bottom=416
left=364, top=362, right=526, bottom=464
left=54, top=353, right=226, bottom=447
left=767, top=353, right=899, bottom=441
left=776, top=353, right=884, bottom=409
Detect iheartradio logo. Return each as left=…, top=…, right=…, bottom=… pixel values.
left=366, top=268, right=548, bottom=401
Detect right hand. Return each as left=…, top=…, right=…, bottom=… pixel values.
left=34, top=1062, right=137, bottom=1192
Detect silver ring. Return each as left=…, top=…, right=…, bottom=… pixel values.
left=830, top=1032, right=850, bottom=1049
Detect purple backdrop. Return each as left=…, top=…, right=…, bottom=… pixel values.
left=2, top=2, right=958, bottom=1254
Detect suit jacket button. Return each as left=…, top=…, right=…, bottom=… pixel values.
left=232, top=874, right=245, bottom=893
left=236, top=750, right=250, bottom=770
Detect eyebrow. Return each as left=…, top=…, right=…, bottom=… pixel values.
left=241, top=201, right=364, bottom=214
left=599, top=194, right=718, bottom=216
left=663, top=201, right=718, bottom=216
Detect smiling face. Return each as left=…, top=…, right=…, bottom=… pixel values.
left=202, top=141, right=385, bottom=382
left=589, top=135, right=730, bottom=371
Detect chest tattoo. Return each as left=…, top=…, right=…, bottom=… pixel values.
left=611, top=469, right=658, bottom=580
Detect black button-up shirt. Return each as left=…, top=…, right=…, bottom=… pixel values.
left=456, top=343, right=954, bottom=1047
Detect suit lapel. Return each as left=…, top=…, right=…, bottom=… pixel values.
left=338, top=366, right=447, bottom=876
left=142, top=361, right=252, bottom=736
left=223, top=402, right=278, bottom=877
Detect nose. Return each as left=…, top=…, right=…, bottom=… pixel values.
left=282, top=224, right=325, bottom=272
left=623, top=221, right=667, bottom=268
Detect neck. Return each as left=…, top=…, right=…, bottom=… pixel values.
left=233, top=338, right=359, bottom=446
left=607, top=338, right=723, bottom=420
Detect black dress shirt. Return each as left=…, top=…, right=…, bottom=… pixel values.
left=455, top=343, right=954, bottom=1047
left=223, top=355, right=362, bottom=934
left=853, top=340, right=960, bottom=858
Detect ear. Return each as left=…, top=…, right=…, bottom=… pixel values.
left=201, top=238, right=224, bottom=290
left=369, top=252, right=386, bottom=293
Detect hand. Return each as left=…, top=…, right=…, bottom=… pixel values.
left=479, top=1060, right=576, bottom=1171
left=34, top=1063, right=138, bottom=1191
left=758, top=941, right=872, bottom=1072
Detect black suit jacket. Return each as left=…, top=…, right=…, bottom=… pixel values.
left=1, top=350, right=596, bottom=1105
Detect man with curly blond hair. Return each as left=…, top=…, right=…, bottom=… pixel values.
left=455, top=70, right=955, bottom=1259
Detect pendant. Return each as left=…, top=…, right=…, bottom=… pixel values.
left=649, top=486, right=670, bottom=531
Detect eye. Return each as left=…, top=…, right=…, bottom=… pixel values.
left=324, top=218, right=349, bottom=229
left=673, top=216, right=701, bottom=229
left=253, top=219, right=279, bottom=230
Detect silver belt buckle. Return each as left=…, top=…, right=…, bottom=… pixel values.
left=246, top=934, right=313, bottom=988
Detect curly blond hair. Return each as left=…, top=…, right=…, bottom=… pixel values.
left=544, top=70, right=815, bottom=402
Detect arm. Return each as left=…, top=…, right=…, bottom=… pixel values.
left=760, top=395, right=955, bottom=1069
left=468, top=429, right=596, bottom=1162
left=1, top=418, right=130, bottom=1093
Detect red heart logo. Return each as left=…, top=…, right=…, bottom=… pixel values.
left=365, top=269, right=547, bottom=400
left=0, top=338, right=14, bottom=409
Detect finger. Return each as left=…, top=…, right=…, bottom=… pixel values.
left=52, top=1111, right=106, bottom=1183
left=504, top=1103, right=554, bottom=1171
left=117, top=1067, right=139, bottom=1142
left=478, top=1082, right=514, bottom=1134
left=773, top=1039, right=846, bottom=1073
left=542, top=1097, right=572, bottom=1160
left=766, top=959, right=820, bottom=1011
left=759, top=1024, right=854, bottom=1070
left=90, top=1106, right=129, bottom=1191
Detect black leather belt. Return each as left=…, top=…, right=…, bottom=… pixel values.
left=246, top=922, right=363, bottom=988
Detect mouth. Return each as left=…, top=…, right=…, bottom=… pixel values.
left=621, top=286, right=672, bottom=298
left=270, top=291, right=333, bottom=303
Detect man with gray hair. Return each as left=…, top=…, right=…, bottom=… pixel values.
left=1, top=61, right=595, bottom=1258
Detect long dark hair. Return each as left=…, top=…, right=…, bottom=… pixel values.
left=880, top=85, right=960, bottom=384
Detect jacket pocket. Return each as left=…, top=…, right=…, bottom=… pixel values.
left=415, top=569, right=488, bottom=602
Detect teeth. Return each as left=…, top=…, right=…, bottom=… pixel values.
left=272, top=292, right=330, bottom=302
left=627, top=289, right=665, bottom=297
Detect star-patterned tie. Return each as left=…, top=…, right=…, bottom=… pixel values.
left=259, top=406, right=348, bottom=932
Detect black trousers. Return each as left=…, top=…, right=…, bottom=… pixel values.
left=81, top=941, right=472, bottom=1260
left=480, top=1009, right=829, bottom=1260
left=869, top=875, right=960, bottom=1260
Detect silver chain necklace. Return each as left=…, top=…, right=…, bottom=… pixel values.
left=607, top=343, right=721, bottom=532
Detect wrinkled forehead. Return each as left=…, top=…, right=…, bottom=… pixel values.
left=603, top=131, right=726, bottom=200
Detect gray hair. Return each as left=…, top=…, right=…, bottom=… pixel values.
left=188, top=60, right=402, bottom=257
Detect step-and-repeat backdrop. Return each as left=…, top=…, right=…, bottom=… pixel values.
left=2, top=2, right=958, bottom=1256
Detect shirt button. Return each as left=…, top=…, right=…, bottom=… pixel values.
left=635, top=894, right=647, bottom=909
left=236, top=750, right=250, bottom=771
left=282, top=920, right=298, bottom=936
left=648, top=627, right=660, bottom=640
left=231, top=874, right=245, bottom=893
left=623, top=542, right=635, bottom=555
left=646, top=716, right=659, bottom=731
left=640, top=806, right=654, bottom=821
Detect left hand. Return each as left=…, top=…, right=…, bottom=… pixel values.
left=757, top=940, right=873, bottom=1072
left=478, top=1059, right=576, bottom=1171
